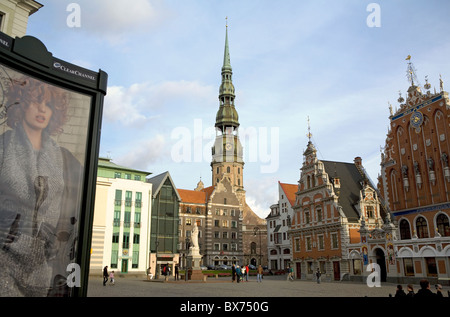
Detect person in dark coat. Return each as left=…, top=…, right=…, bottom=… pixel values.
left=415, top=279, right=437, bottom=297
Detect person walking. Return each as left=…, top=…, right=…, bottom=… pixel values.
left=257, top=265, right=264, bottom=283
left=109, top=271, right=115, bottom=286
left=232, top=264, right=236, bottom=283
left=175, top=265, right=179, bottom=281
left=245, top=265, right=249, bottom=282
left=103, top=266, right=109, bottom=286
left=236, top=265, right=241, bottom=283
left=241, top=266, right=246, bottom=282
left=406, top=284, right=415, bottom=297
left=315, top=268, right=321, bottom=284
left=288, top=266, right=294, bottom=281
left=415, top=279, right=437, bottom=297
left=394, top=285, right=406, bottom=297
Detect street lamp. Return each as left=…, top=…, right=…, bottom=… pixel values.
left=185, top=237, right=190, bottom=281
left=253, top=226, right=262, bottom=266
left=155, top=240, right=159, bottom=279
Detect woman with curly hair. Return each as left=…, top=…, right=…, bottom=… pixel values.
left=0, top=76, right=82, bottom=297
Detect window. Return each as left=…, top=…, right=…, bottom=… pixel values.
left=400, top=219, right=411, bottom=240
left=134, top=212, right=141, bottom=227
left=214, top=231, right=220, bottom=239
left=123, top=233, right=130, bottom=249
left=318, top=235, right=324, bottom=250
left=222, top=232, right=228, bottom=239
left=331, top=233, right=339, bottom=249
left=294, top=238, right=301, bottom=252
left=125, top=191, right=132, bottom=207
left=436, top=214, right=450, bottom=237
left=316, top=207, right=322, bottom=222
left=426, top=257, right=437, bottom=276
left=227, top=166, right=230, bottom=173
left=214, top=243, right=220, bottom=251
left=416, top=216, right=429, bottom=239
left=112, top=232, right=119, bottom=243
left=231, top=220, right=237, bottom=228
left=403, top=258, right=414, bottom=276
left=134, top=175, right=141, bottom=181
left=306, top=237, right=312, bottom=251
left=214, top=220, right=220, bottom=227
left=125, top=173, right=131, bottom=179
left=114, top=172, right=121, bottom=178
left=115, top=190, right=122, bottom=206
left=186, top=218, right=192, bottom=226
left=133, top=233, right=140, bottom=244
left=305, top=210, right=310, bottom=224
left=353, top=259, right=362, bottom=275
left=231, top=231, right=237, bottom=239
left=135, top=192, right=142, bottom=208
left=367, top=206, right=374, bottom=218
left=132, top=251, right=139, bottom=268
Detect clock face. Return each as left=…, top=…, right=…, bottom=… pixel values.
left=410, top=110, right=423, bottom=133
left=225, top=143, right=233, bottom=151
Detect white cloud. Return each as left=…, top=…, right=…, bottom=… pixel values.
left=103, top=80, right=215, bottom=125
left=77, top=0, right=169, bottom=44
left=115, top=134, right=167, bottom=171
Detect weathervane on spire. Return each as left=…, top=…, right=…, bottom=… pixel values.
left=307, top=116, right=312, bottom=142
left=405, top=55, right=419, bottom=87
left=226, top=16, right=228, bottom=28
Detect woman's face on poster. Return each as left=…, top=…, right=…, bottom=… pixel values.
left=23, top=99, right=53, bottom=132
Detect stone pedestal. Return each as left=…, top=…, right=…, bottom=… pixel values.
left=187, top=247, right=203, bottom=280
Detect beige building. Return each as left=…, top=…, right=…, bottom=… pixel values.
left=90, top=158, right=153, bottom=276
left=0, top=0, right=42, bottom=37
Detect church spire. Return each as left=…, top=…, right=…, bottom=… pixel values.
left=222, top=17, right=232, bottom=72
left=216, top=19, right=239, bottom=130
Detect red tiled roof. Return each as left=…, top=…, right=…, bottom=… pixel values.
left=178, top=189, right=207, bottom=204
left=279, top=182, right=297, bottom=207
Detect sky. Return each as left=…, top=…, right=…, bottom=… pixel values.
left=26, top=0, right=450, bottom=219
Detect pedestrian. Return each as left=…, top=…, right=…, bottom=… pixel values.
left=245, top=264, right=249, bottom=281
left=241, top=266, right=246, bottom=282
left=232, top=264, right=236, bottom=283
left=109, top=271, right=115, bottom=286
left=257, top=265, right=264, bottom=283
left=415, top=279, right=437, bottom=297
left=236, top=265, right=241, bottom=283
left=406, top=284, right=415, bottom=297
left=103, top=266, right=109, bottom=286
left=175, top=264, right=179, bottom=281
left=435, top=284, right=444, bottom=297
left=315, top=268, right=321, bottom=284
left=394, top=285, right=406, bottom=297
left=288, top=266, right=294, bottom=281
left=147, top=267, right=152, bottom=280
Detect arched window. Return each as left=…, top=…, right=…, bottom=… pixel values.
left=399, top=219, right=411, bottom=240
left=436, top=213, right=450, bottom=237
left=250, top=242, right=257, bottom=254
left=227, top=166, right=230, bottom=173
left=416, top=216, right=429, bottom=239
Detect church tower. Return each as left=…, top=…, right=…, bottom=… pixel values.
left=211, top=23, right=244, bottom=190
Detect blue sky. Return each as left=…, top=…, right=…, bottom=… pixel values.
left=27, top=0, right=450, bottom=218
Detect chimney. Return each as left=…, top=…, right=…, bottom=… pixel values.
left=354, top=157, right=362, bottom=166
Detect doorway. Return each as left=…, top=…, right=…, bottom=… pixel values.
left=121, top=259, right=128, bottom=273
left=333, top=261, right=340, bottom=281
left=375, top=248, right=387, bottom=282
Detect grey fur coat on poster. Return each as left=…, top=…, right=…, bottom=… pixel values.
left=0, top=124, right=82, bottom=296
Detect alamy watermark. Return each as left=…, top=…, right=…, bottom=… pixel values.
left=366, top=263, right=381, bottom=287
left=171, top=119, right=280, bottom=173
left=66, top=3, right=81, bottom=28
left=366, top=3, right=381, bottom=28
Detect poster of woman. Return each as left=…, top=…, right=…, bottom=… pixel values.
left=0, top=63, right=92, bottom=296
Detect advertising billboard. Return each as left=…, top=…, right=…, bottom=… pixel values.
left=0, top=33, right=107, bottom=297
